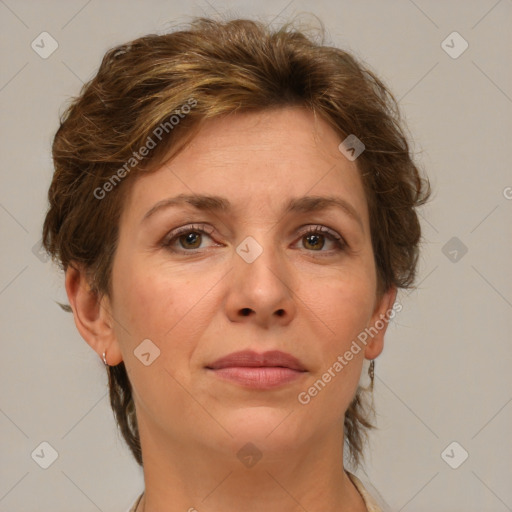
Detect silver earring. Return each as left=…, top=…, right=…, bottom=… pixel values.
left=368, top=360, right=375, bottom=384
left=102, top=351, right=108, bottom=366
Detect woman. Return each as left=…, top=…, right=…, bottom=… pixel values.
left=42, top=16, right=430, bottom=512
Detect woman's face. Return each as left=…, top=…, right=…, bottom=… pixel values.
left=103, top=107, right=395, bottom=457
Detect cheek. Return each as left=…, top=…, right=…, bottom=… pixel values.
left=299, top=259, right=377, bottom=351
left=296, top=279, right=374, bottom=421
left=111, top=259, right=217, bottom=427
left=111, top=255, right=221, bottom=365
left=334, top=280, right=375, bottom=342
left=112, top=250, right=170, bottom=336
left=312, top=284, right=374, bottom=382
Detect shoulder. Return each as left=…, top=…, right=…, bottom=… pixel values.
left=127, top=492, right=144, bottom=512
left=347, top=472, right=387, bottom=512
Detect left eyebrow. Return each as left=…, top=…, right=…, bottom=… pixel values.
left=284, top=195, right=364, bottom=231
left=141, top=193, right=364, bottom=231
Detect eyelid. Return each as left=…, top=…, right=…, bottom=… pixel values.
left=297, top=224, right=343, bottom=241
left=161, top=223, right=216, bottom=247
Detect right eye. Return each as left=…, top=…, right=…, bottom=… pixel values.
left=161, top=224, right=220, bottom=253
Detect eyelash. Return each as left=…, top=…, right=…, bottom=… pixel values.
left=161, top=223, right=347, bottom=255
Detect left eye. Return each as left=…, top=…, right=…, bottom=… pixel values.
left=296, top=226, right=346, bottom=252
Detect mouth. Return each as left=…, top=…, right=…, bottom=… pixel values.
left=205, top=350, right=307, bottom=389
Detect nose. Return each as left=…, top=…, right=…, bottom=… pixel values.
left=224, top=238, right=297, bottom=327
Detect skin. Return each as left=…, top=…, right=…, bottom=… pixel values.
left=66, top=106, right=396, bottom=512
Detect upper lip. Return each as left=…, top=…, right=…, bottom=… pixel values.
left=206, top=350, right=307, bottom=371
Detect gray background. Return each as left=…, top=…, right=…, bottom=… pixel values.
left=1, top=0, right=511, bottom=511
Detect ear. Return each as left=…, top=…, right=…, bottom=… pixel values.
left=364, top=285, right=398, bottom=360
left=65, top=264, right=123, bottom=366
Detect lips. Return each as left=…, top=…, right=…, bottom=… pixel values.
left=206, top=350, right=307, bottom=389
left=206, top=350, right=306, bottom=372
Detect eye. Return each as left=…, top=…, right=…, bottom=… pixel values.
left=296, top=225, right=346, bottom=253
left=161, top=224, right=218, bottom=253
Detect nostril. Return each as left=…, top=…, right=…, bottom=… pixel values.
left=275, top=309, right=285, bottom=317
left=240, top=308, right=252, bottom=316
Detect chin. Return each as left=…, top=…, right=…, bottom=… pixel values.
left=218, top=406, right=309, bottom=447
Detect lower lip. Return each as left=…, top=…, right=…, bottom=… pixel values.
left=208, top=367, right=305, bottom=389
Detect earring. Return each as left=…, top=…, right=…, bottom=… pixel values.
left=368, top=360, right=375, bottom=385
left=102, top=351, right=108, bottom=366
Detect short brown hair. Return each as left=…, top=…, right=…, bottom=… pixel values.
left=42, top=16, right=430, bottom=468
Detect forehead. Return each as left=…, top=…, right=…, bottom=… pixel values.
left=121, top=107, right=369, bottom=226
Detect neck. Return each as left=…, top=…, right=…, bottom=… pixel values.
left=134, top=416, right=367, bottom=512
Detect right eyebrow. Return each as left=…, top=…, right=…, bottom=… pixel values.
left=141, top=194, right=229, bottom=224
